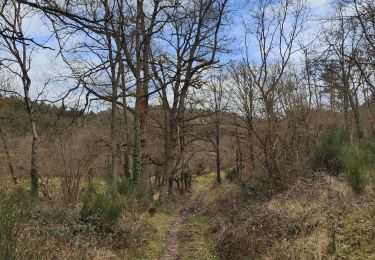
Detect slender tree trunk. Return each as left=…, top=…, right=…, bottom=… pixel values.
left=24, top=84, right=39, bottom=195
left=110, top=91, right=118, bottom=180
left=246, top=90, right=255, bottom=173
left=216, top=137, right=221, bottom=185
left=215, top=117, right=221, bottom=185
left=348, top=94, right=363, bottom=139
left=0, top=128, right=17, bottom=185
left=234, top=120, right=243, bottom=179
left=121, top=78, right=131, bottom=178
left=166, top=119, right=178, bottom=194
left=104, top=1, right=119, bottom=181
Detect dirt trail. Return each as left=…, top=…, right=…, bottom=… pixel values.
left=160, top=195, right=204, bottom=260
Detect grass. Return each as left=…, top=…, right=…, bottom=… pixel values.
left=274, top=196, right=375, bottom=259
left=0, top=172, right=219, bottom=259
left=143, top=212, right=177, bottom=259
left=201, top=170, right=375, bottom=259
left=1, top=168, right=374, bottom=259
left=335, top=200, right=375, bottom=259
left=194, top=172, right=216, bottom=194
left=126, top=172, right=217, bottom=259
left=178, top=214, right=220, bottom=260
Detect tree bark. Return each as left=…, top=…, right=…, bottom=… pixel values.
left=24, top=83, right=39, bottom=195
left=0, top=127, right=17, bottom=185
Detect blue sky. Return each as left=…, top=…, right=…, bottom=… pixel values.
left=1, top=0, right=334, bottom=109
left=224, top=0, right=332, bottom=60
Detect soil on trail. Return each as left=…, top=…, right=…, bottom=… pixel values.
left=160, top=196, right=204, bottom=260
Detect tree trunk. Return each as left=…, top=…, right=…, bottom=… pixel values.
left=110, top=90, right=118, bottom=180
left=165, top=120, right=178, bottom=194
left=24, top=85, right=39, bottom=195
left=122, top=92, right=131, bottom=178
left=348, top=93, right=363, bottom=139
left=0, top=128, right=17, bottom=185
left=215, top=121, right=221, bottom=185
left=216, top=146, right=221, bottom=185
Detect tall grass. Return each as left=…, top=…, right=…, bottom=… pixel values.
left=0, top=189, right=31, bottom=259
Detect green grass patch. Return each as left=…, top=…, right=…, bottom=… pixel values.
left=144, top=212, right=177, bottom=259
left=178, top=214, right=220, bottom=260
left=335, top=201, right=375, bottom=259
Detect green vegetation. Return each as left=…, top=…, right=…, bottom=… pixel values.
left=313, top=126, right=375, bottom=193
left=0, top=95, right=89, bottom=136
left=80, top=184, right=123, bottom=226
left=336, top=201, right=375, bottom=258
left=2, top=0, right=375, bottom=258
left=117, top=177, right=133, bottom=196
left=178, top=215, right=220, bottom=260
left=142, top=212, right=176, bottom=259
left=313, top=125, right=349, bottom=172
left=340, top=142, right=375, bottom=193
left=0, top=188, right=38, bottom=259
left=225, top=166, right=239, bottom=182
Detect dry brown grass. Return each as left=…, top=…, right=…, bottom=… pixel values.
left=200, top=171, right=375, bottom=259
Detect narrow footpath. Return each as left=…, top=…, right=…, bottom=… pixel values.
left=160, top=195, right=204, bottom=260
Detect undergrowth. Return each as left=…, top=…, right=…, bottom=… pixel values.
left=0, top=188, right=41, bottom=259
left=340, top=142, right=375, bottom=193
left=313, top=125, right=349, bottom=173
left=314, top=125, right=375, bottom=193
left=80, top=183, right=123, bottom=227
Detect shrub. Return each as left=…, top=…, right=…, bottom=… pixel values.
left=225, top=167, right=239, bottom=182
left=117, top=178, right=133, bottom=196
left=80, top=184, right=123, bottom=227
left=360, top=141, right=375, bottom=187
left=340, top=145, right=366, bottom=193
left=196, top=161, right=210, bottom=176
left=313, top=125, right=349, bottom=173
left=0, top=188, right=31, bottom=259
left=340, top=142, right=375, bottom=193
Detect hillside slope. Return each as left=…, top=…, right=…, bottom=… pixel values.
left=196, top=172, right=375, bottom=259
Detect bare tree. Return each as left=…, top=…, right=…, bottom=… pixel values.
left=318, top=2, right=364, bottom=139
left=230, top=63, right=256, bottom=175
left=0, top=0, right=41, bottom=194
left=201, top=69, right=229, bottom=185
left=233, top=0, right=308, bottom=182
left=151, top=0, right=229, bottom=193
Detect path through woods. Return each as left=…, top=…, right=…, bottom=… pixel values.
left=161, top=195, right=204, bottom=259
